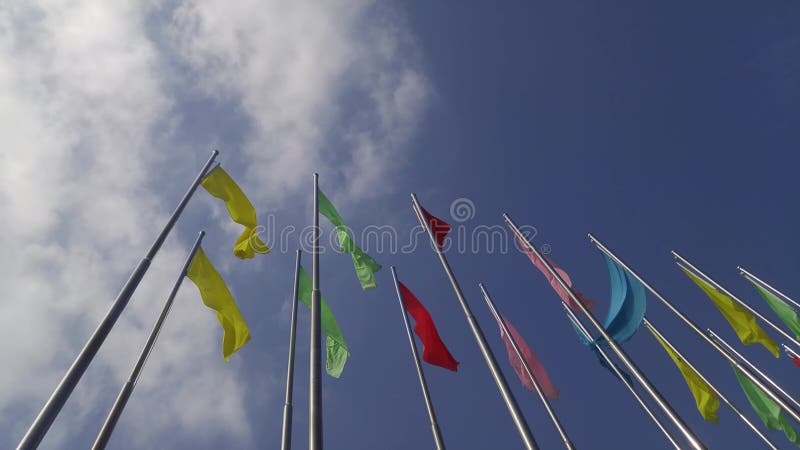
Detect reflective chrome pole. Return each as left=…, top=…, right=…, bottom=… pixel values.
left=783, top=344, right=800, bottom=361
left=673, top=252, right=800, bottom=351
left=504, top=215, right=705, bottom=450
left=589, top=234, right=800, bottom=424
left=281, top=250, right=302, bottom=450
left=738, top=266, right=800, bottom=312
left=412, top=195, right=539, bottom=450
left=479, top=283, right=575, bottom=450
left=390, top=267, right=445, bottom=450
left=91, top=231, right=206, bottom=450
left=310, top=174, right=322, bottom=450
left=17, top=150, right=219, bottom=450
left=644, top=319, right=779, bottom=450
left=564, top=304, right=681, bottom=450
left=709, top=330, right=800, bottom=412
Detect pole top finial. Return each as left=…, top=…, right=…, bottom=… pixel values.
left=211, top=149, right=220, bottom=156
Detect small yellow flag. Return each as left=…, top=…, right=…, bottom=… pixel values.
left=681, top=267, right=779, bottom=358
left=648, top=326, right=720, bottom=422
left=186, top=247, right=251, bottom=361
left=201, top=166, right=269, bottom=259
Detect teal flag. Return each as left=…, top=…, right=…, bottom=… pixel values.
left=298, top=266, right=349, bottom=378
left=318, top=189, right=381, bottom=290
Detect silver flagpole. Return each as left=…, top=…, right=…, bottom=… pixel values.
left=673, top=252, right=800, bottom=351
left=281, top=250, right=302, bottom=450
left=783, top=344, right=800, bottom=361
left=17, top=150, right=219, bottom=450
left=479, top=283, right=575, bottom=450
left=588, top=234, right=800, bottom=424
left=563, top=303, right=682, bottom=450
left=91, top=231, right=206, bottom=450
left=503, top=215, right=705, bottom=450
left=411, top=194, right=539, bottom=450
left=310, top=174, right=322, bottom=450
left=709, top=330, right=800, bottom=412
left=738, top=266, right=800, bottom=312
left=390, top=266, right=446, bottom=450
left=644, top=319, right=779, bottom=450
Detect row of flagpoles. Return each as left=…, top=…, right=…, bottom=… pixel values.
left=14, top=151, right=800, bottom=449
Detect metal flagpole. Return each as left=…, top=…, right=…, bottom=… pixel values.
left=411, top=194, right=539, bottom=450
left=91, top=231, right=206, bottom=450
left=588, top=233, right=800, bottom=424
left=673, top=252, right=800, bottom=352
left=503, top=215, right=706, bottom=450
left=738, top=266, right=800, bottom=313
left=281, top=250, right=302, bottom=450
left=310, top=173, right=323, bottom=450
left=709, top=330, right=800, bottom=412
left=563, top=303, right=682, bottom=450
left=17, top=150, right=219, bottom=450
left=390, top=266, right=446, bottom=450
left=644, top=319, right=779, bottom=450
left=783, top=344, right=800, bottom=362
left=479, top=283, right=575, bottom=450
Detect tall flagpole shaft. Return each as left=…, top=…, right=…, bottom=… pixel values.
left=17, top=150, right=219, bottom=450
left=709, top=330, right=800, bottom=412
left=784, top=344, right=800, bottom=361
left=390, top=267, right=446, bottom=450
left=479, top=284, right=575, bottom=450
left=310, top=173, right=323, bottom=450
left=504, top=215, right=705, bottom=450
left=563, top=304, right=682, bottom=450
left=673, top=252, right=800, bottom=351
left=411, top=195, right=539, bottom=450
left=588, top=234, right=800, bottom=424
left=738, top=267, right=800, bottom=311
left=644, top=319, right=779, bottom=450
left=91, top=231, right=206, bottom=450
left=281, top=250, right=302, bottom=450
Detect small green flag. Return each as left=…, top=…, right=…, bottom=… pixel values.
left=297, top=266, right=349, bottom=378
left=733, top=367, right=800, bottom=446
left=751, top=282, right=800, bottom=340
left=318, top=189, right=381, bottom=290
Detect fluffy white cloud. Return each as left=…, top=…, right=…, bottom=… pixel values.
left=0, top=0, right=428, bottom=448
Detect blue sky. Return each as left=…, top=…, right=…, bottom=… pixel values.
left=3, top=1, right=800, bottom=449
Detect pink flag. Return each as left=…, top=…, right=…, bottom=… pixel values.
left=516, top=235, right=596, bottom=311
left=496, top=313, right=559, bottom=400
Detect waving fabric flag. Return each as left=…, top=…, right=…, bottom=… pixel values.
left=420, top=207, right=451, bottom=249
left=649, top=328, right=720, bottom=422
left=297, top=266, right=350, bottom=378
left=596, top=254, right=647, bottom=344
left=186, top=247, right=251, bottom=361
left=733, top=367, right=800, bottom=446
left=318, top=189, right=382, bottom=290
left=494, top=313, right=558, bottom=400
left=516, top=235, right=596, bottom=311
left=750, top=282, right=800, bottom=340
left=398, top=282, right=459, bottom=371
left=681, top=268, right=779, bottom=358
left=200, top=166, right=270, bottom=259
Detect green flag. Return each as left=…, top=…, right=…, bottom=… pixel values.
left=298, top=266, right=349, bottom=378
left=733, top=367, right=800, bottom=446
left=751, top=282, right=800, bottom=340
left=318, top=189, right=381, bottom=289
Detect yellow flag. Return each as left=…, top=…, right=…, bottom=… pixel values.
left=186, top=247, right=251, bottom=361
left=648, top=327, right=720, bottom=422
left=201, top=166, right=269, bottom=259
left=681, top=267, right=779, bottom=358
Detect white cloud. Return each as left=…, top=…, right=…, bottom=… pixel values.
left=0, top=0, right=428, bottom=448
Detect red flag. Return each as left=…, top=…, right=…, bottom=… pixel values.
left=495, top=313, right=559, bottom=400
left=791, top=354, right=800, bottom=369
left=421, top=207, right=451, bottom=249
left=399, top=282, right=459, bottom=371
left=515, top=235, right=596, bottom=311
